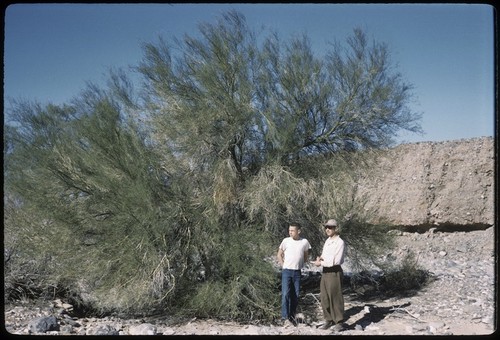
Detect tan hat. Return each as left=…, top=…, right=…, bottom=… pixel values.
left=324, top=219, right=338, bottom=227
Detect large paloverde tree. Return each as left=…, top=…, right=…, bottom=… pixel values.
left=136, top=10, right=422, bottom=264
left=4, top=11, right=422, bottom=321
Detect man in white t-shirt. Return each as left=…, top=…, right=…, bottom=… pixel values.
left=277, top=223, right=311, bottom=327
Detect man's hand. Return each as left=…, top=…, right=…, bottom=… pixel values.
left=312, top=256, right=323, bottom=267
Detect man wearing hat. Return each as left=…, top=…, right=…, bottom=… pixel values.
left=313, top=219, right=346, bottom=332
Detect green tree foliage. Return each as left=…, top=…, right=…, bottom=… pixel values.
left=4, top=96, right=182, bottom=313
left=4, top=11, right=422, bottom=321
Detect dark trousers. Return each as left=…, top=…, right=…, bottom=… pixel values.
left=281, top=269, right=301, bottom=320
left=320, top=269, right=344, bottom=323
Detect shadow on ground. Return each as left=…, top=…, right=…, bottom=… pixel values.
left=343, top=301, right=411, bottom=330
left=297, top=270, right=433, bottom=328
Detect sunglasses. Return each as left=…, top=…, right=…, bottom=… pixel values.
left=324, top=225, right=336, bottom=229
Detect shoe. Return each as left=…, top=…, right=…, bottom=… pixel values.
left=332, top=323, right=344, bottom=332
left=283, top=319, right=295, bottom=328
left=318, top=321, right=333, bottom=330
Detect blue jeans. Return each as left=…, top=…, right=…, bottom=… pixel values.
left=281, top=269, right=301, bottom=320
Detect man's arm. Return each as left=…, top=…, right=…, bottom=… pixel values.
left=332, top=240, right=345, bottom=265
left=277, top=248, right=284, bottom=267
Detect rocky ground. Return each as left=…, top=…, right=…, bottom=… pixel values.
left=4, top=226, right=496, bottom=336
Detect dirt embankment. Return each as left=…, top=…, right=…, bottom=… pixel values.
left=355, top=136, right=494, bottom=231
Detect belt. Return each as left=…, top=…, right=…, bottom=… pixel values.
left=323, top=265, right=342, bottom=273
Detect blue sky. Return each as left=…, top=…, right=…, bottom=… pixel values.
left=4, top=3, right=495, bottom=144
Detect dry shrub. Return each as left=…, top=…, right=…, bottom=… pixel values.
left=173, top=228, right=279, bottom=322
left=378, top=251, right=432, bottom=295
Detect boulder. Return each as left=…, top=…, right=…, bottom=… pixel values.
left=28, top=315, right=59, bottom=334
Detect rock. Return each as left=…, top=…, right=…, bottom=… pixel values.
left=53, top=299, right=73, bottom=312
left=158, top=326, right=176, bottom=335
left=364, top=324, right=380, bottom=331
left=59, top=324, right=73, bottom=334
left=128, top=323, right=157, bottom=335
left=87, top=324, right=119, bottom=335
left=28, top=315, right=59, bottom=334
left=427, top=321, right=445, bottom=333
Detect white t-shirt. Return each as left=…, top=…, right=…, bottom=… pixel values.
left=279, top=237, right=312, bottom=270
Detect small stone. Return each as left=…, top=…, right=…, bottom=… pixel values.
left=87, top=324, right=119, bottom=336
left=159, top=327, right=176, bottom=335
left=60, top=324, right=73, bottom=334
left=428, top=321, right=445, bottom=330
left=129, top=323, right=157, bottom=335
